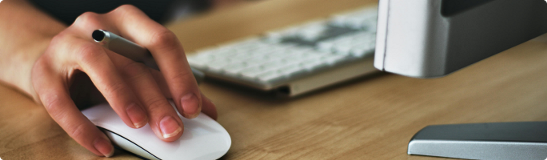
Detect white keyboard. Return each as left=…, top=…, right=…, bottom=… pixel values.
left=187, top=6, right=378, bottom=96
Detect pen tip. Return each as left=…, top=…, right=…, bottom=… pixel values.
left=92, top=30, right=105, bottom=42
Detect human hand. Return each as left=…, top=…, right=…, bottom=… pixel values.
left=31, top=5, right=217, bottom=157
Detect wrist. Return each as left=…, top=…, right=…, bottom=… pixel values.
left=0, top=36, right=54, bottom=102
left=0, top=0, right=66, bottom=102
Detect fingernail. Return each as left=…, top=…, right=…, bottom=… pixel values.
left=160, top=116, right=182, bottom=139
left=181, top=93, right=200, bottom=118
left=126, top=103, right=147, bottom=128
left=94, top=137, right=114, bottom=157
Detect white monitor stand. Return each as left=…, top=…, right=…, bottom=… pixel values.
left=375, top=0, right=547, bottom=159
left=375, top=0, right=547, bottom=78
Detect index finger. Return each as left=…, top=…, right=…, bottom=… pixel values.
left=105, top=5, right=202, bottom=119
left=32, top=58, right=114, bottom=157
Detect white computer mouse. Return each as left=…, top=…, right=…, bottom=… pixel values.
left=82, top=102, right=231, bottom=160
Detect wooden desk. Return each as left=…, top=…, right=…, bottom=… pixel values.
left=2, top=0, right=547, bottom=159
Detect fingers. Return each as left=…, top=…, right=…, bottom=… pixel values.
left=55, top=35, right=148, bottom=129
left=200, top=93, right=218, bottom=120
left=67, top=10, right=206, bottom=142
left=32, top=7, right=219, bottom=157
left=106, top=50, right=185, bottom=141
left=150, top=69, right=218, bottom=120
left=32, top=57, right=114, bottom=157
left=72, top=6, right=204, bottom=120
left=149, top=69, right=173, bottom=98
left=106, top=5, right=203, bottom=119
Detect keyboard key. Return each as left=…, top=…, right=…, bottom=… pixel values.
left=324, top=54, right=350, bottom=65
left=301, top=59, right=328, bottom=71
left=257, top=71, right=285, bottom=83
left=240, top=68, right=267, bottom=80
left=350, top=47, right=373, bottom=58
left=297, top=22, right=328, bottom=41
left=278, top=64, right=306, bottom=77
left=187, top=58, right=208, bottom=69
left=260, top=60, right=285, bottom=70
left=333, top=43, right=353, bottom=55
left=317, top=41, right=335, bottom=52
left=223, top=64, right=249, bottom=76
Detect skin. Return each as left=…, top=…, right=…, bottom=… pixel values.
left=0, top=0, right=221, bottom=157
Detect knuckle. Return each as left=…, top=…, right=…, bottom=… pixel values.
left=149, top=29, right=179, bottom=49
left=32, top=53, right=51, bottom=74
left=69, top=123, right=87, bottom=141
left=41, top=93, right=68, bottom=122
left=80, top=11, right=100, bottom=18
left=116, top=4, right=139, bottom=12
left=47, top=32, right=75, bottom=59
left=103, top=81, right=127, bottom=96
left=49, top=34, right=64, bottom=46
left=74, top=12, right=101, bottom=26
left=48, top=33, right=70, bottom=51
left=110, top=4, right=141, bottom=16
left=42, top=93, right=61, bottom=112
left=171, top=71, right=194, bottom=84
left=145, top=97, right=169, bottom=111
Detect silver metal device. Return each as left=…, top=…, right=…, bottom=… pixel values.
left=374, top=0, right=547, bottom=159
left=409, top=122, right=547, bottom=160
left=92, top=30, right=204, bottom=83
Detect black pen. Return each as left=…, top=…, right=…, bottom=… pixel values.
left=92, top=29, right=204, bottom=83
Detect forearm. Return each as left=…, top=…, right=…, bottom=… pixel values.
left=0, top=0, right=66, bottom=100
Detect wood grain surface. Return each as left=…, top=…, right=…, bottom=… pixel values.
left=2, top=0, right=547, bottom=159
